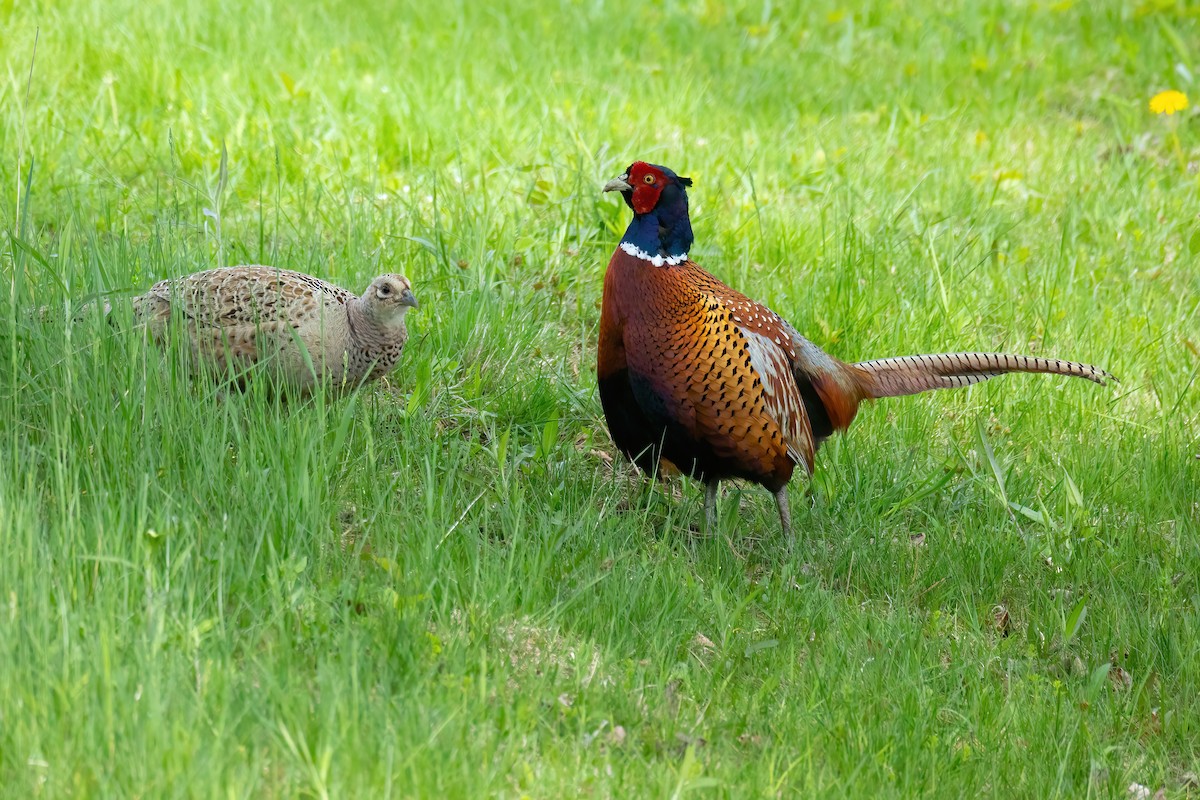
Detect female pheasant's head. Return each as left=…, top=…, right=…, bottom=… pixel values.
left=359, top=274, right=417, bottom=328
left=603, top=161, right=694, bottom=267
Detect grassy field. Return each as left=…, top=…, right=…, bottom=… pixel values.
left=2, top=0, right=1199, bottom=796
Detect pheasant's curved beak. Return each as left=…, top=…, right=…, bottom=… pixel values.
left=603, top=174, right=632, bottom=193
left=400, top=288, right=418, bottom=309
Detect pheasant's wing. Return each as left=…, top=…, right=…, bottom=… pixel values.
left=142, top=266, right=353, bottom=329
left=738, top=324, right=816, bottom=473
left=706, top=286, right=867, bottom=449
left=624, top=289, right=815, bottom=480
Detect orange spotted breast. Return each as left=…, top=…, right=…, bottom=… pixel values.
left=598, top=248, right=814, bottom=492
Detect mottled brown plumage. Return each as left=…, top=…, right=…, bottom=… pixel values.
left=597, top=162, right=1114, bottom=537
left=134, top=265, right=416, bottom=394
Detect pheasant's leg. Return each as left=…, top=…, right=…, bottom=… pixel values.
left=774, top=486, right=792, bottom=542
left=703, top=481, right=720, bottom=535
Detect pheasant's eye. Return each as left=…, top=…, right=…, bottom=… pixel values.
left=377, top=284, right=392, bottom=297
left=643, top=174, right=655, bottom=184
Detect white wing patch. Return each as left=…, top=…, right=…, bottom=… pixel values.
left=742, top=328, right=814, bottom=472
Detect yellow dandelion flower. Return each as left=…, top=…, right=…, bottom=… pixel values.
left=1149, top=90, right=1188, bottom=115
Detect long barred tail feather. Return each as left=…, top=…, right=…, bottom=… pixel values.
left=852, top=352, right=1115, bottom=399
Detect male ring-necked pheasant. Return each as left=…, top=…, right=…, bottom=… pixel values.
left=597, top=161, right=1113, bottom=536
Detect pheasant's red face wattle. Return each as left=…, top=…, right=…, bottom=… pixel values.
left=627, top=162, right=668, bottom=214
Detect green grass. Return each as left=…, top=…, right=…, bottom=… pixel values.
left=2, top=0, right=1199, bottom=796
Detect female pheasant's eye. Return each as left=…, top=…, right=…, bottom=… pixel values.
left=643, top=174, right=655, bottom=184
left=378, top=284, right=392, bottom=297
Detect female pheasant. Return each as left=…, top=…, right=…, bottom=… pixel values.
left=597, top=161, right=1113, bottom=537
left=133, top=266, right=417, bottom=396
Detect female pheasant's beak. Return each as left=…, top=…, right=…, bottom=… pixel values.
left=399, top=287, right=418, bottom=309
left=603, top=174, right=632, bottom=193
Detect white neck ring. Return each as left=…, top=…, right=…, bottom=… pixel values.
left=619, top=241, right=688, bottom=268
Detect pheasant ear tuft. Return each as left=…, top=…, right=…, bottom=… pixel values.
left=679, top=176, right=693, bottom=187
